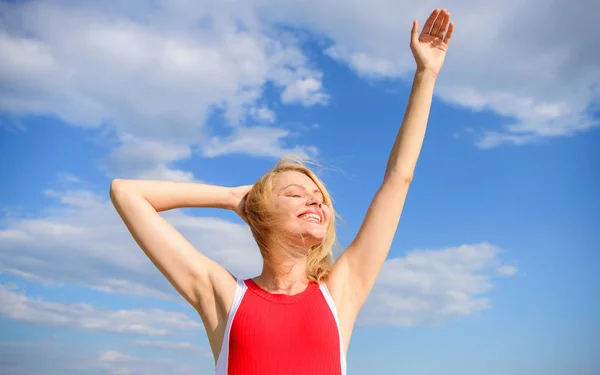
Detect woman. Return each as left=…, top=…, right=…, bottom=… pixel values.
left=111, top=9, right=453, bottom=375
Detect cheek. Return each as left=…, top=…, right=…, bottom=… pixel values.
left=272, top=200, right=299, bottom=220
left=322, top=205, right=333, bottom=224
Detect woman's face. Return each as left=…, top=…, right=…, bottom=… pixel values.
left=270, top=171, right=331, bottom=249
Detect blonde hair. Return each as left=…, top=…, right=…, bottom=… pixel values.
left=244, top=157, right=337, bottom=283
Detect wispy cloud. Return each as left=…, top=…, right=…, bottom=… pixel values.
left=102, top=134, right=196, bottom=181
left=0, top=0, right=326, bottom=173
left=0, top=186, right=263, bottom=299
left=134, top=340, right=211, bottom=356
left=0, top=182, right=516, bottom=327
left=0, top=341, right=200, bottom=375
left=0, top=284, right=202, bottom=336
left=271, top=0, right=600, bottom=146
left=95, top=350, right=198, bottom=375
left=360, top=243, right=517, bottom=326
left=202, top=125, right=318, bottom=159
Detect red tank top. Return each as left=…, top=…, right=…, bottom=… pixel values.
left=214, top=278, right=347, bottom=374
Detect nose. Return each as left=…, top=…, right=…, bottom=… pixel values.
left=307, top=194, right=322, bottom=206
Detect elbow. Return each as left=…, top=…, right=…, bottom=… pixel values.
left=383, top=170, right=414, bottom=186
left=399, top=174, right=413, bottom=185
left=110, top=178, right=124, bottom=194
left=109, top=178, right=130, bottom=202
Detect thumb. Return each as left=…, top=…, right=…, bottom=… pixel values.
left=411, top=20, right=419, bottom=45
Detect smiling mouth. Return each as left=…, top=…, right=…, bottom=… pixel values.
left=298, top=213, right=322, bottom=223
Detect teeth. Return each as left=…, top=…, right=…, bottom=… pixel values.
left=300, top=213, right=321, bottom=223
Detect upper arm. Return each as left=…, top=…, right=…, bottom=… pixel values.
left=109, top=181, right=236, bottom=314
left=329, top=179, right=411, bottom=311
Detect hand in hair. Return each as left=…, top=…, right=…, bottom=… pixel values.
left=230, top=185, right=253, bottom=223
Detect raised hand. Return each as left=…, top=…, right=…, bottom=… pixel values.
left=410, top=9, right=454, bottom=78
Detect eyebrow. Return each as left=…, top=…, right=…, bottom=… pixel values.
left=282, top=184, right=323, bottom=196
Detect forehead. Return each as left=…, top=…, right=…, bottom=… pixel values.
left=274, top=170, right=319, bottom=191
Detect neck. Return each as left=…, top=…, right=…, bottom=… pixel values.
left=255, top=256, right=309, bottom=295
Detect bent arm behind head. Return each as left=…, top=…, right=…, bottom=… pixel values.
left=110, top=179, right=242, bottom=212
left=109, top=179, right=246, bottom=360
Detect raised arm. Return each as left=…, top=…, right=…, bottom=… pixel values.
left=109, top=180, right=250, bottom=339
left=330, top=9, right=455, bottom=310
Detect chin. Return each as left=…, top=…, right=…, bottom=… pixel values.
left=281, top=222, right=327, bottom=248
left=301, top=230, right=327, bottom=247
left=286, top=230, right=325, bottom=249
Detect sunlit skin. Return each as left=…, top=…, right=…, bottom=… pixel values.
left=412, top=8, right=453, bottom=78
left=110, top=8, right=454, bottom=364
left=270, top=171, right=332, bottom=249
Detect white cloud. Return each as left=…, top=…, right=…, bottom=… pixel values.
left=3, top=0, right=593, bottom=154
left=0, top=187, right=263, bottom=299
left=0, top=183, right=516, bottom=327
left=0, top=284, right=202, bottom=335
left=248, top=106, right=276, bottom=123
left=497, top=265, right=518, bottom=276
left=134, top=340, right=211, bottom=356
left=202, top=125, right=318, bottom=159
left=281, top=76, right=329, bottom=106
left=55, top=172, right=83, bottom=184
left=261, top=0, right=600, bottom=146
left=0, top=1, right=322, bottom=131
left=103, top=134, right=196, bottom=181
left=360, top=243, right=517, bottom=326
left=95, top=350, right=197, bottom=375
left=2, top=0, right=599, bottom=155
left=0, top=0, right=326, bottom=170
left=437, top=86, right=599, bottom=148
left=0, top=341, right=201, bottom=375
left=325, top=45, right=398, bottom=79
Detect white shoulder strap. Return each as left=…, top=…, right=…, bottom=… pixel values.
left=214, top=278, right=248, bottom=375
left=319, top=283, right=348, bottom=375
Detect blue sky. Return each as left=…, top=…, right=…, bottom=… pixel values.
left=1, top=1, right=599, bottom=374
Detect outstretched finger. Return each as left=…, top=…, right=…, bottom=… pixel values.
left=437, top=12, right=450, bottom=38
left=443, top=22, right=455, bottom=44
left=431, top=9, right=446, bottom=36
left=421, top=8, right=439, bottom=36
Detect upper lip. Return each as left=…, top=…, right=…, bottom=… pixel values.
left=298, top=210, right=323, bottom=223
